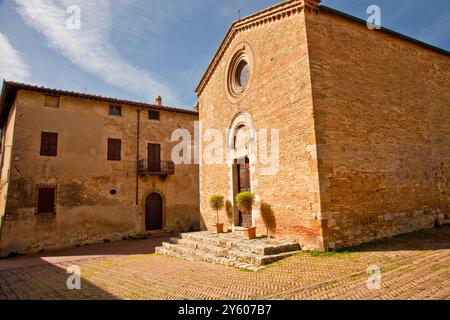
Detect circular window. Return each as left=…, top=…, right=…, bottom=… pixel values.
left=235, top=60, right=249, bottom=88
left=226, top=43, right=253, bottom=102
left=110, top=189, right=117, bottom=196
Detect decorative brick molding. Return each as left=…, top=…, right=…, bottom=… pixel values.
left=195, top=0, right=321, bottom=96
left=224, top=42, right=254, bottom=104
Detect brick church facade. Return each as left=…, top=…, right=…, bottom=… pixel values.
left=0, top=0, right=449, bottom=256
left=197, top=0, right=450, bottom=250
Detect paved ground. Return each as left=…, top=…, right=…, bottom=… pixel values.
left=0, top=227, right=449, bottom=300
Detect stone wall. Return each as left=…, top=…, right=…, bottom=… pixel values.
left=306, top=9, right=450, bottom=249
left=0, top=90, right=200, bottom=256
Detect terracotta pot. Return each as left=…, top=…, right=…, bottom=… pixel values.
left=213, top=223, right=224, bottom=234
left=244, top=227, right=257, bottom=240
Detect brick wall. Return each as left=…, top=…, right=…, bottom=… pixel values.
left=306, top=9, right=450, bottom=249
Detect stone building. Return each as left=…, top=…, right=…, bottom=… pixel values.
left=197, top=0, right=450, bottom=250
left=0, top=81, right=200, bottom=257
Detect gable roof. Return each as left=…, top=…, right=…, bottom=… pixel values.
left=0, top=81, right=198, bottom=124
left=195, top=0, right=450, bottom=96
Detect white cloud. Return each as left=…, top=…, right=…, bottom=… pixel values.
left=14, top=0, right=181, bottom=106
left=0, top=32, right=31, bottom=82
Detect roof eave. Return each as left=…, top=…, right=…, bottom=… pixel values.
left=0, top=81, right=199, bottom=117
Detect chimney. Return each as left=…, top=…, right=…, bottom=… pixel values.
left=155, top=96, right=162, bottom=106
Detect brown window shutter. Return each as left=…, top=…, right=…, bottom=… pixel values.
left=107, top=139, right=113, bottom=160
left=40, top=132, right=58, bottom=157
left=115, top=140, right=121, bottom=160
left=148, top=143, right=161, bottom=172
left=37, top=187, right=56, bottom=213
left=107, top=138, right=121, bottom=161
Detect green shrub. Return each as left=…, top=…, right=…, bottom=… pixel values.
left=209, top=195, right=225, bottom=224
left=236, top=192, right=256, bottom=214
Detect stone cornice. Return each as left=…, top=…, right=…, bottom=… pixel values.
left=195, top=0, right=321, bottom=96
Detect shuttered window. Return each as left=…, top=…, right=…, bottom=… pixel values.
left=107, top=138, right=122, bottom=161
left=149, top=110, right=160, bottom=121
left=37, top=187, right=56, bottom=214
left=148, top=143, right=161, bottom=172
left=109, top=105, right=122, bottom=116
left=44, top=95, right=60, bottom=108
left=40, top=132, right=58, bottom=157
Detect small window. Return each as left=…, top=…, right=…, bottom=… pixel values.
left=37, top=187, right=56, bottom=214
left=107, top=138, right=121, bottom=161
left=44, top=95, right=60, bottom=108
left=40, top=132, right=58, bottom=157
left=109, top=105, right=122, bottom=116
left=149, top=110, right=160, bottom=121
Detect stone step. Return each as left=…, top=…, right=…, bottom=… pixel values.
left=155, top=246, right=263, bottom=271
left=180, top=233, right=226, bottom=247
left=228, top=249, right=301, bottom=266
left=169, top=238, right=229, bottom=256
left=178, top=232, right=300, bottom=256
left=163, top=241, right=228, bottom=258
left=229, top=241, right=300, bottom=256
left=157, top=231, right=301, bottom=271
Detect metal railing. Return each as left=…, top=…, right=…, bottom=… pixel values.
left=138, top=160, right=175, bottom=177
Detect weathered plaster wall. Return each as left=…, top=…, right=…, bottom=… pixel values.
left=306, top=9, right=450, bottom=249
left=199, top=9, right=324, bottom=249
left=0, top=103, right=17, bottom=231
left=0, top=90, right=199, bottom=256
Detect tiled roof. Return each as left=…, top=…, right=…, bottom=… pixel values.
left=0, top=81, right=198, bottom=122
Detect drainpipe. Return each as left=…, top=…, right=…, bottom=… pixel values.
left=136, top=107, right=141, bottom=205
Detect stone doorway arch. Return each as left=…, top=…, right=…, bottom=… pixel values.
left=227, top=112, right=256, bottom=230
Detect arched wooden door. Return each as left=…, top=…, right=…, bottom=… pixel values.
left=145, top=193, right=163, bottom=231
left=237, top=157, right=252, bottom=228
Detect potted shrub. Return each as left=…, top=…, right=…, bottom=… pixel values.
left=209, top=195, right=225, bottom=233
left=236, top=192, right=256, bottom=239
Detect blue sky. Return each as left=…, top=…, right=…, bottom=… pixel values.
left=0, top=0, right=449, bottom=109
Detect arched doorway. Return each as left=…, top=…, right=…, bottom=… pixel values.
left=145, top=193, right=163, bottom=231
left=228, top=112, right=255, bottom=230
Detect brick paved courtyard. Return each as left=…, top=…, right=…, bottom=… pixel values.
left=0, top=226, right=449, bottom=300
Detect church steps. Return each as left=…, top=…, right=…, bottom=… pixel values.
left=156, top=231, right=301, bottom=270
